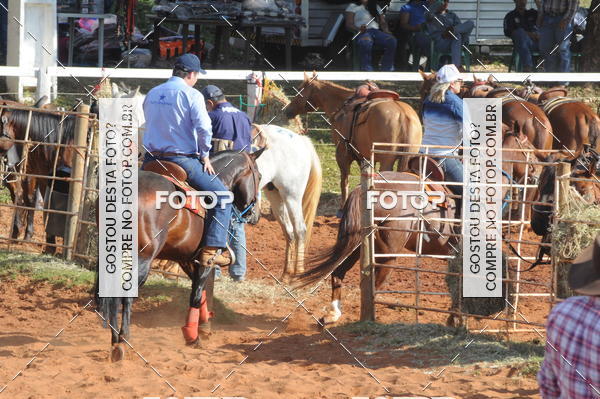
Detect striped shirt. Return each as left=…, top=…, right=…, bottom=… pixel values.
left=421, top=91, right=463, bottom=155
left=541, top=0, right=580, bottom=22
left=538, top=296, right=600, bottom=398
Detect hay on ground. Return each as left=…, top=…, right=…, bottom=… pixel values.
left=551, top=186, right=600, bottom=298
left=254, top=78, right=305, bottom=133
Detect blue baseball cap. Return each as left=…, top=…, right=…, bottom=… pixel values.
left=174, top=53, right=206, bottom=74
left=201, top=85, right=224, bottom=100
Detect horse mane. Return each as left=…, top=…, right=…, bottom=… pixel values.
left=210, top=150, right=251, bottom=187
left=251, top=124, right=270, bottom=149
left=310, top=78, right=353, bottom=93
left=8, top=109, right=75, bottom=144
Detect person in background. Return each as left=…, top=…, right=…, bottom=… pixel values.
left=0, top=0, right=7, bottom=63
left=345, top=0, right=397, bottom=71
left=538, top=233, right=600, bottom=398
left=142, top=54, right=233, bottom=269
left=504, top=0, right=540, bottom=72
left=395, top=0, right=438, bottom=71
left=537, top=0, right=579, bottom=73
left=421, top=64, right=464, bottom=206
left=202, top=84, right=253, bottom=282
left=426, top=0, right=474, bottom=70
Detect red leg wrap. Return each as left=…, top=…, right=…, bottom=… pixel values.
left=199, top=291, right=214, bottom=324
left=181, top=307, right=200, bottom=343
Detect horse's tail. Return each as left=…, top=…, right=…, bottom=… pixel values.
left=301, top=136, right=323, bottom=247
left=294, top=187, right=362, bottom=289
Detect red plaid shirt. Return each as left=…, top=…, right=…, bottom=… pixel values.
left=538, top=296, right=600, bottom=398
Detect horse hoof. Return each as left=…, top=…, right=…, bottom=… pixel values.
left=182, top=324, right=199, bottom=344
left=280, top=274, right=291, bottom=285
left=185, top=337, right=200, bottom=347
left=110, top=344, right=125, bottom=362
left=199, top=323, right=212, bottom=340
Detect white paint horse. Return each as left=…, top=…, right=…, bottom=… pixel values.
left=109, top=82, right=146, bottom=158
left=252, top=124, right=323, bottom=282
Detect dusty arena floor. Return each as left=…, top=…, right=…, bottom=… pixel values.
left=0, top=214, right=548, bottom=399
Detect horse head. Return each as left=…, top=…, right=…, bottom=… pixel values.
left=503, top=120, right=538, bottom=184
left=531, top=155, right=560, bottom=236
left=284, top=71, right=320, bottom=119
left=418, top=70, right=437, bottom=101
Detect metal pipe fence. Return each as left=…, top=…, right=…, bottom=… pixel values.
left=357, top=142, right=584, bottom=336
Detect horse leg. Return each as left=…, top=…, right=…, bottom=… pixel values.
left=336, top=144, right=352, bottom=215
left=182, top=263, right=212, bottom=346
left=319, top=249, right=360, bottom=327
left=264, top=188, right=296, bottom=282
left=282, top=195, right=307, bottom=276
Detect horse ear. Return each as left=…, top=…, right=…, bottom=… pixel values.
left=33, top=95, right=48, bottom=108
left=303, top=71, right=309, bottom=81
left=312, top=70, right=317, bottom=78
left=251, top=146, right=267, bottom=160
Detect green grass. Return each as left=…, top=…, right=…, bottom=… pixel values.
left=341, top=321, right=544, bottom=368
left=0, top=251, right=95, bottom=288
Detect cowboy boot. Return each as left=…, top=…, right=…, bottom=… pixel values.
left=200, top=247, right=231, bottom=267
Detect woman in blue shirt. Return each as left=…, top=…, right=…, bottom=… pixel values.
left=421, top=64, right=464, bottom=196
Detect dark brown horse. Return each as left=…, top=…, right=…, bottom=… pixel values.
left=285, top=72, right=422, bottom=211
left=294, top=130, right=535, bottom=326
left=96, top=149, right=264, bottom=361
left=0, top=105, right=78, bottom=251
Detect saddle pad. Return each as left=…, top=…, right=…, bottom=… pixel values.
left=542, top=97, right=580, bottom=115
left=160, top=175, right=206, bottom=218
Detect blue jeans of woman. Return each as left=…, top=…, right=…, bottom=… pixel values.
left=434, top=156, right=463, bottom=196
left=511, top=28, right=539, bottom=70
left=539, top=15, right=573, bottom=73
left=433, top=20, right=474, bottom=67
left=357, top=29, right=397, bottom=71
left=143, top=154, right=232, bottom=248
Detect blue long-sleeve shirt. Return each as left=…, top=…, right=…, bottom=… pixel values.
left=421, top=91, right=464, bottom=155
left=142, top=76, right=213, bottom=158
left=208, top=102, right=253, bottom=153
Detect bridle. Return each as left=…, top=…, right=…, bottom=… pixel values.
left=235, top=153, right=261, bottom=222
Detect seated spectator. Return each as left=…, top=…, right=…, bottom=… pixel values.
left=345, top=0, right=397, bottom=71
left=426, top=0, right=474, bottom=70
left=395, top=0, right=437, bottom=70
left=537, top=0, right=579, bottom=73
left=504, top=0, right=539, bottom=72
left=538, top=233, right=600, bottom=398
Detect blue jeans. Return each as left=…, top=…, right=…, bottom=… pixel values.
left=435, top=156, right=463, bottom=196
left=356, top=29, right=397, bottom=71
left=511, top=28, right=539, bottom=69
left=434, top=20, right=474, bottom=67
left=143, top=154, right=232, bottom=248
left=215, top=209, right=247, bottom=281
left=411, top=31, right=431, bottom=70
left=539, top=15, right=573, bottom=73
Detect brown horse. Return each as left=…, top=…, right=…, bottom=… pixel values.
left=97, top=149, right=264, bottom=361
left=535, top=89, right=600, bottom=160
left=293, top=140, right=532, bottom=325
left=285, top=72, right=422, bottom=211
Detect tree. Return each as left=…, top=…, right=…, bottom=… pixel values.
left=581, top=0, right=600, bottom=72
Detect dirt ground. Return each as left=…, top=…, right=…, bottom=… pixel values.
left=0, top=212, right=549, bottom=399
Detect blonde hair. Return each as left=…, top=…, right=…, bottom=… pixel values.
left=428, top=81, right=452, bottom=103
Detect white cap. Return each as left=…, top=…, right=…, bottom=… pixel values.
left=436, top=64, right=461, bottom=83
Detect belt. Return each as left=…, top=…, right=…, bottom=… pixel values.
left=149, top=152, right=198, bottom=158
